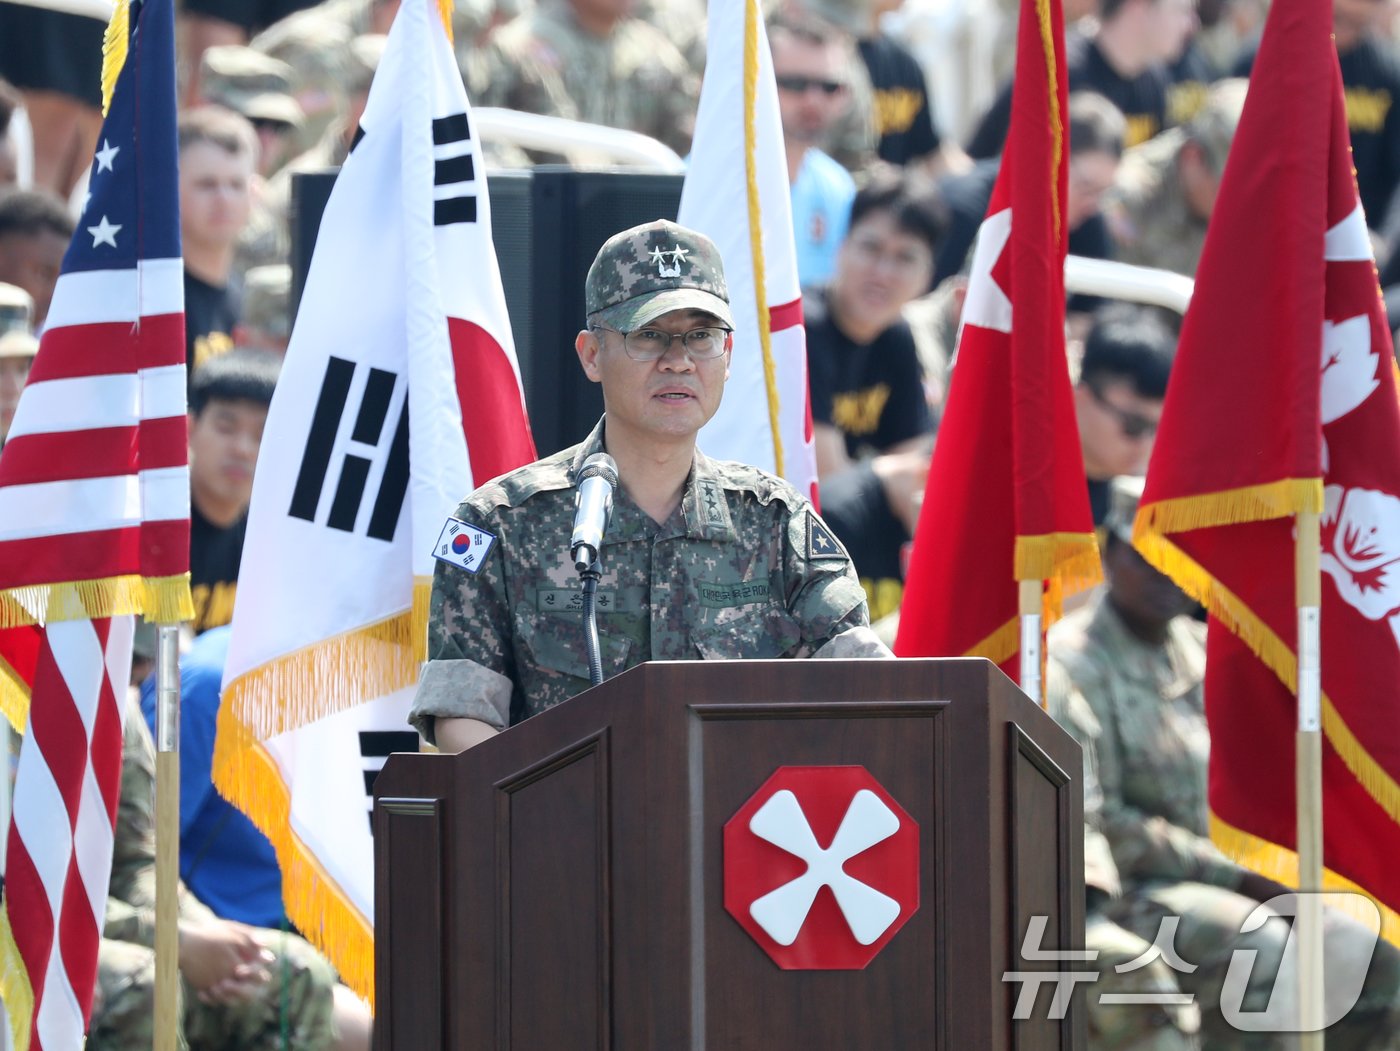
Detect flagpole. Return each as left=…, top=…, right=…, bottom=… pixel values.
left=1018, top=579, right=1042, bottom=706
left=154, top=624, right=181, bottom=1051
left=1295, top=508, right=1324, bottom=1047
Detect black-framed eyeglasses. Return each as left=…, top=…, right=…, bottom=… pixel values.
left=774, top=75, right=845, bottom=96
left=1085, top=382, right=1159, bottom=439
left=590, top=325, right=731, bottom=362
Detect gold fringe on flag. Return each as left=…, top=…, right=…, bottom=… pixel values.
left=0, top=907, right=34, bottom=1051
left=436, top=0, right=454, bottom=43
left=214, top=741, right=377, bottom=1001
left=1133, top=478, right=1324, bottom=539
left=966, top=615, right=1020, bottom=669
left=212, top=577, right=432, bottom=993
left=0, top=657, right=29, bottom=734
left=1212, top=813, right=1400, bottom=948
left=0, top=575, right=193, bottom=628
left=1134, top=512, right=1400, bottom=827
left=742, top=0, right=784, bottom=475
left=100, top=0, right=130, bottom=117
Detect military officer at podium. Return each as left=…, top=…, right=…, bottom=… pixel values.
left=411, top=219, right=890, bottom=753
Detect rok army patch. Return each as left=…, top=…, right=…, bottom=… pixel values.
left=433, top=517, right=496, bottom=573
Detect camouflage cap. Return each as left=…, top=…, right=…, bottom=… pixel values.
left=1103, top=474, right=1145, bottom=543
left=201, top=46, right=304, bottom=129
left=789, top=0, right=872, bottom=36
left=1185, top=78, right=1248, bottom=174
left=240, top=263, right=292, bottom=339
left=585, top=219, right=735, bottom=331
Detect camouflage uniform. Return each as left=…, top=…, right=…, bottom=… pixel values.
left=474, top=0, right=700, bottom=158
left=412, top=218, right=886, bottom=741
left=1103, top=80, right=1247, bottom=277
left=1051, top=593, right=1400, bottom=1050
left=1046, top=659, right=1202, bottom=1050
left=91, top=701, right=338, bottom=1049
left=411, top=416, right=883, bottom=740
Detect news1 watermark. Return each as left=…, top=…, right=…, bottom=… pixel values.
left=1002, top=892, right=1383, bottom=1031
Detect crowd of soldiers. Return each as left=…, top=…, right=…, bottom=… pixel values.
left=3, top=0, right=1400, bottom=1045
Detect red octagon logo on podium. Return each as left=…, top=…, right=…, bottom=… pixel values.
left=723, top=765, right=919, bottom=970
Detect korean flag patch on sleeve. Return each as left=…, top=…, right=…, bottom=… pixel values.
left=433, top=517, right=497, bottom=573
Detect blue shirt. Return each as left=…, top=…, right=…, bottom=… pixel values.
left=791, top=148, right=855, bottom=288
left=140, top=625, right=285, bottom=928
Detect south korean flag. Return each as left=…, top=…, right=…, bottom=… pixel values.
left=434, top=516, right=496, bottom=573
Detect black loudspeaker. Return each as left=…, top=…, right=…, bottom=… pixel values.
left=289, top=170, right=338, bottom=317
left=526, top=167, right=683, bottom=455
left=288, top=167, right=684, bottom=456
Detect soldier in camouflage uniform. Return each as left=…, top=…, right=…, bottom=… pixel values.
left=411, top=219, right=888, bottom=751
left=90, top=700, right=344, bottom=1049
left=1103, top=79, right=1247, bottom=277
left=1046, top=659, right=1202, bottom=1050
left=473, top=0, right=700, bottom=159
left=1050, top=477, right=1400, bottom=1051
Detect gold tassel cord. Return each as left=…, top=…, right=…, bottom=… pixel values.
left=966, top=615, right=1020, bottom=669
left=1034, top=0, right=1064, bottom=243
left=100, top=0, right=130, bottom=117
left=743, top=0, right=785, bottom=475
left=0, top=908, right=35, bottom=1051
left=1212, top=813, right=1400, bottom=948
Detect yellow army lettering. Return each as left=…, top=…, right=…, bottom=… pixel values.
left=872, top=88, right=924, bottom=137
left=831, top=384, right=892, bottom=437
left=1346, top=87, right=1393, bottom=133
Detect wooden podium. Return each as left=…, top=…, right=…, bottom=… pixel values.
left=372, top=658, right=1084, bottom=1049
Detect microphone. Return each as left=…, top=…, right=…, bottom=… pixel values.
left=570, top=453, right=618, bottom=573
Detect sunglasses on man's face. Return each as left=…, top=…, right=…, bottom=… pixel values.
left=1086, top=382, right=1159, bottom=439
left=774, top=75, right=845, bottom=96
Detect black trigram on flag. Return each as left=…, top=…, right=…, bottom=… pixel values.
left=433, top=112, right=476, bottom=226
left=290, top=356, right=409, bottom=542
left=359, top=729, right=419, bottom=829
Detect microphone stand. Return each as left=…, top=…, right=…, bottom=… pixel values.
left=580, top=557, right=605, bottom=687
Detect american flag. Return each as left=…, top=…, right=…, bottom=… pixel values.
left=0, top=0, right=190, bottom=1046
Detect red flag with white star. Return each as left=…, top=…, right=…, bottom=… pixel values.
left=894, top=0, right=1098, bottom=672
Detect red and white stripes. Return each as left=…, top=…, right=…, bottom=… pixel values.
left=0, top=260, right=188, bottom=599
left=4, top=616, right=133, bottom=1050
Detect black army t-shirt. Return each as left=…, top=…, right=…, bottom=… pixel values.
left=805, top=288, right=932, bottom=460
left=819, top=461, right=911, bottom=623
left=967, top=31, right=1173, bottom=158
left=184, top=268, right=241, bottom=374
left=857, top=34, right=942, bottom=166
left=190, top=502, right=246, bottom=634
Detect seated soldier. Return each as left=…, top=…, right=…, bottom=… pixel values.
left=1050, top=477, right=1400, bottom=1050
left=90, top=683, right=371, bottom=1049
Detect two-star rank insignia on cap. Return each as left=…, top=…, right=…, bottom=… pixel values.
left=432, top=517, right=496, bottom=573
left=805, top=512, right=846, bottom=561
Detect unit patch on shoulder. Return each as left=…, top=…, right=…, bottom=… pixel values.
left=806, top=512, right=846, bottom=561
left=433, top=517, right=496, bottom=573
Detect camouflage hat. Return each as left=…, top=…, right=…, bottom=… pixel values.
left=585, top=219, right=735, bottom=332
left=347, top=34, right=387, bottom=96
left=1103, top=474, right=1145, bottom=543
left=790, top=0, right=872, bottom=36
left=201, top=46, right=304, bottom=129
left=240, top=264, right=292, bottom=340
left=1185, top=78, right=1248, bottom=174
